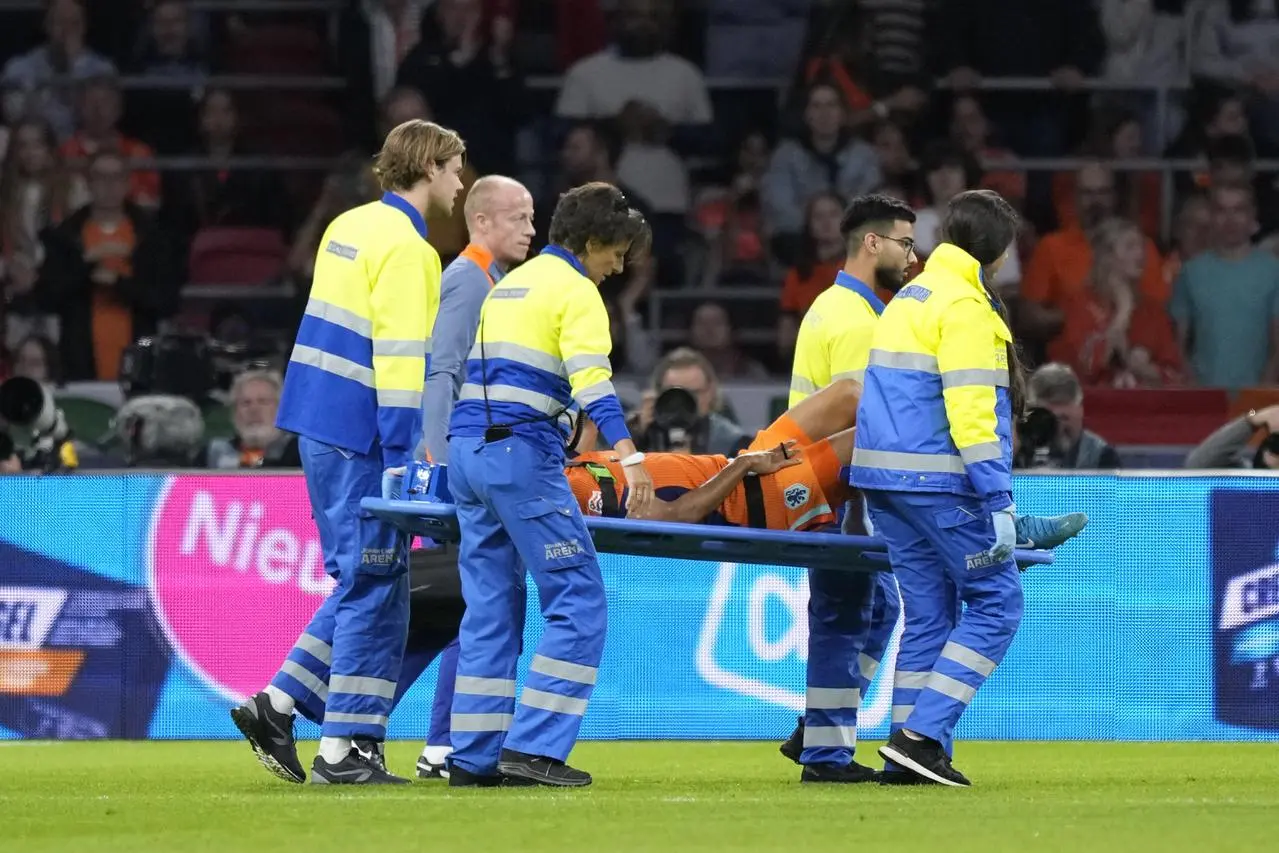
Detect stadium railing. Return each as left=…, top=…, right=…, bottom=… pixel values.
left=528, top=73, right=1271, bottom=242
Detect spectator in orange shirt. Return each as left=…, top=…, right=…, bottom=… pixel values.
left=58, top=76, right=160, bottom=210
left=1048, top=217, right=1181, bottom=387
left=36, top=152, right=181, bottom=380
left=1052, top=109, right=1161, bottom=239
left=1021, top=162, right=1167, bottom=350
left=778, top=190, right=845, bottom=359
left=691, top=129, right=770, bottom=286
left=797, top=9, right=928, bottom=132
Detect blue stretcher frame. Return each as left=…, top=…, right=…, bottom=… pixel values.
left=361, top=498, right=1054, bottom=573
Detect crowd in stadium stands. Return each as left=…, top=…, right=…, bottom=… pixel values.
left=2, top=0, right=1279, bottom=471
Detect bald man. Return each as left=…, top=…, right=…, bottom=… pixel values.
left=418, top=175, right=536, bottom=463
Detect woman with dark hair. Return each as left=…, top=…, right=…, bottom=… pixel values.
left=912, top=141, right=1023, bottom=290
left=850, top=189, right=1026, bottom=787
left=445, top=181, right=653, bottom=789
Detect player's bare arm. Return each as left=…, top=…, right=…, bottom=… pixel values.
left=629, top=441, right=802, bottom=523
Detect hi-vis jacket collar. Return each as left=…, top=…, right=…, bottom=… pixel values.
left=541, top=244, right=590, bottom=278
left=380, top=191, right=428, bottom=239
left=924, top=243, right=987, bottom=297
left=925, top=243, right=1012, bottom=336
left=834, top=271, right=885, bottom=316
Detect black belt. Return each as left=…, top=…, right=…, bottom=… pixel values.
left=575, top=461, right=621, bottom=517
left=743, top=475, right=767, bottom=529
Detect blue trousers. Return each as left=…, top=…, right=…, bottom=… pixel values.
left=801, top=569, right=900, bottom=766
left=447, top=434, right=607, bottom=776
left=864, top=490, right=1024, bottom=749
left=269, top=437, right=410, bottom=740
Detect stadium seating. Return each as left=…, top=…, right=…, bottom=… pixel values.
left=56, top=396, right=119, bottom=446
left=188, top=227, right=288, bottom=286
left=224, top=25, right=327, bottom=75
left=1082, top=387, right=1230, bottom=446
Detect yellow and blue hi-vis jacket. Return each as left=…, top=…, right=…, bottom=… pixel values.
left=449, top=245, right=629, bottom=460
left=277, top=192, right=440, bottom=469
left=789, top=271, right=882, bottom=406
left=849, top=243, right=1015, bottom=512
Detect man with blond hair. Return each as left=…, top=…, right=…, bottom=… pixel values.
left=230, top=119, right=466, bottom=785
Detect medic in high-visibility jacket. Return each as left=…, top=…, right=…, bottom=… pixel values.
left=784, top=194, right=918, bottom=785
left=231, top=119, right=466, bottom=786
left=851, top=189, right=1027, bottom=787
left=445, top=182, right=653, bottom=788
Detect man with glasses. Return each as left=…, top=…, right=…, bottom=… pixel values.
left=784, top=193, right=917, bottom=783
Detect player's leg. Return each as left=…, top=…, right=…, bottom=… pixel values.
left=498, top=441, right=604, bottom=788
left=230, top=436, right=343, bottom=783
left=446, top=437, right=527, bottom=786
left=763, top=378, right=861, bottom=447
left=799, top=566, right=878, bottom=783
left=865, top=490, right=968, bottom=786
left=314, top=445, right=412, bottom=784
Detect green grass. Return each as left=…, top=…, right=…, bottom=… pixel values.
left=2, top=741, right=1278, bottom=852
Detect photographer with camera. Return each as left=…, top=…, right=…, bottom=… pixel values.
left=0, top=373, right=79, bottom=472
left=1015, top=363, right=1121, bottom=470
left=628, top=347, right=751, bottom=455
left=1184, top=405, right=1279, bottom=470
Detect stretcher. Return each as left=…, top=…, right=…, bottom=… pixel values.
left=361, top=497, right=1054, bottom=574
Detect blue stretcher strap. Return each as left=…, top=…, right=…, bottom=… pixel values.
left=360, top=498, right=1054, bottom=574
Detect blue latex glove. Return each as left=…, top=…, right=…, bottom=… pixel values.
left=1015, top=512, right=1088, bottom=550
left=988, top=509, right=1016, bottom=563
left=381, top=466, right=406, bottom=500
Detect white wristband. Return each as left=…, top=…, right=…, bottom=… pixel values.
left=620, top=452, right=646, bottom=467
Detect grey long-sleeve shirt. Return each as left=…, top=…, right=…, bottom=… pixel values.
left=1184, top=416, right=1257, bottom=470
left=417, top=246, right=502, bottom=463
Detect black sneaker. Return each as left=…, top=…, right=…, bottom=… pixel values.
left=416, top=754, right=449, bottom=780
left=800, top=761, right=879, bottom=783
left=880, top=768, right=938, bottom=786
left=229, top=692, right=306, bottom=783
left=353, top=738, right=386, bottom=772
left=311, top=748, right=411, bottom=784
left=448, top=763, right=536, bottom=788
left=498, top=748, right=592, bottom=788
left=878, top=730, right=971, bottom=787
left=779, top=716, right=804, bottom=764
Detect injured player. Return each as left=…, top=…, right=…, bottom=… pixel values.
left=568, top=377, right=862, bottom=531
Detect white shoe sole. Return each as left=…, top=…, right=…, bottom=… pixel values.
left=878, top=744, right=969, bottom=787
left=416, top=761, right=450, bottom=780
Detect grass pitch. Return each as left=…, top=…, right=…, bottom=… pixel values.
left=2, top=740, right=1278, bottom=852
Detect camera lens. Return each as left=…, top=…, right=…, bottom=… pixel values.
left=1018, top=406, right=1058, bottom=449
left=0, top=376, right=45, bottom=426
